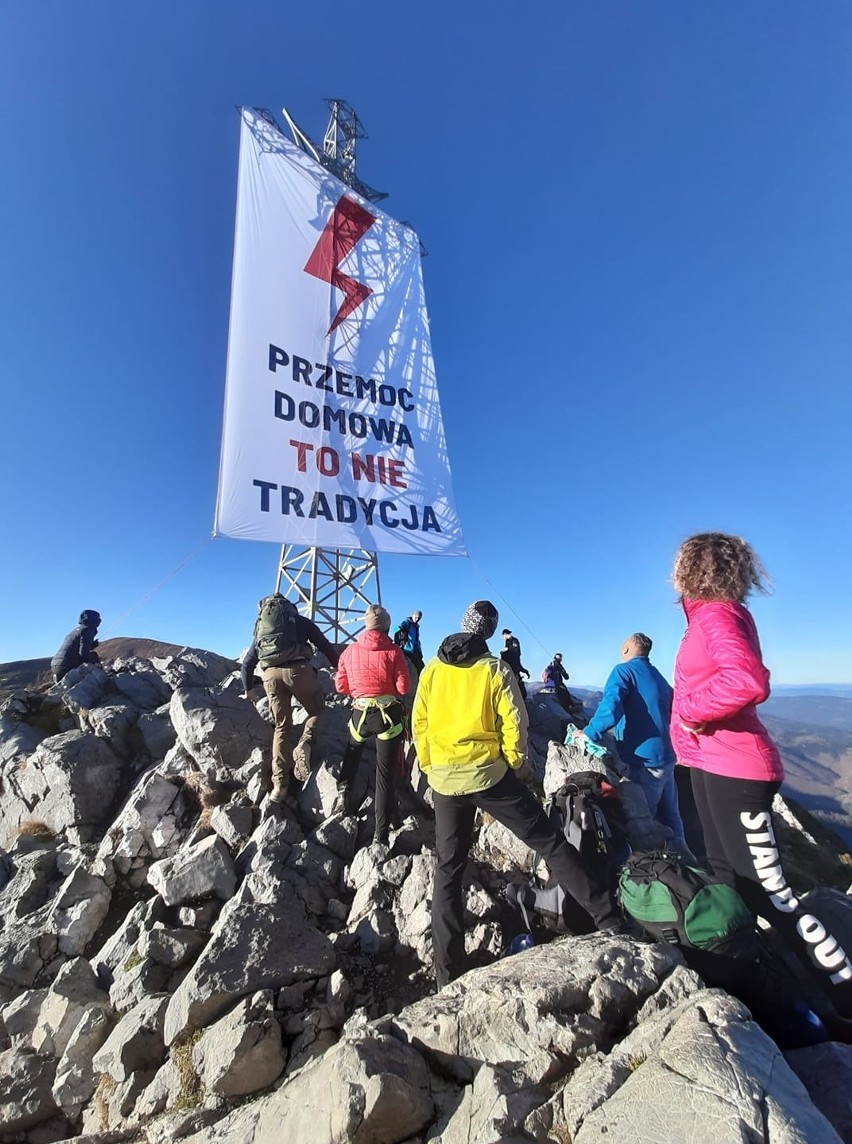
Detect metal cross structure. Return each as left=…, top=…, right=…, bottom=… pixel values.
left=273, top=100, right=388, bottom=643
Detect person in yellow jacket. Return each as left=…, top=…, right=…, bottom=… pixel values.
left=413, top=599, right=624, bottom=988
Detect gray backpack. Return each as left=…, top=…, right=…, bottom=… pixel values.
left=253, top=595, right=302, bottom=669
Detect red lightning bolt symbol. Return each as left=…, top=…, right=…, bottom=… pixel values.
left=304, top=195, right=377, bottom=335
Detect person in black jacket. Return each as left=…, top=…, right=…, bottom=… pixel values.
left=51, top=611, right=102, bottom=682
left=241, top=602, right=339, bottom=802
left=500, top=629, right=530, bottom=697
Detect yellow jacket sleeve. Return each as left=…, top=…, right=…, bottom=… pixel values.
left=493, top=663, right=528, bottom=767
left=412, top=664, right=431, bottom=772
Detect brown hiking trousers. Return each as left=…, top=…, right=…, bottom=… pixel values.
left=261, top=663, right=324, bottom=793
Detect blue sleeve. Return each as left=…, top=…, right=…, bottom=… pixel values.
left=584, top=665, right=628, bottom=742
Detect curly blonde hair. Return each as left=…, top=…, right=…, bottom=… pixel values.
left=672, top=532, right=770, bottom=603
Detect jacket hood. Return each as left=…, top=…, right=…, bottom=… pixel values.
left=357, top=629, right=395, bottom=651
left=79, top=610, right=101, bottom=628
left=437, top=632, right=490, bottom=665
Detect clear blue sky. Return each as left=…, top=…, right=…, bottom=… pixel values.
left=3, top=1, right=851, bottom=685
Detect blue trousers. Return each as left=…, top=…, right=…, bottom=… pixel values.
left=627, top=760, right=686, bottom=843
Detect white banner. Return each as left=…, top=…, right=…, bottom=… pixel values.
left=213, top=109, right=466, bottom=556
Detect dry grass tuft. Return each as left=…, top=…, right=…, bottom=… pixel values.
left=92, top=1072, right=117, bottom=1131
left=16, top=820, right=55, bottom=839
left=171, top=1030, right=204, bottom=1110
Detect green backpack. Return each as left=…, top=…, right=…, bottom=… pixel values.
left=618, top=851, right=758, bottom=957
left=253, top=595, right=302, bottom=669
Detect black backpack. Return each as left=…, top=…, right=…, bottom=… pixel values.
left=618, top=851, right=758, bottom=958
left=504, top=772, right=628, bottom=936
left=548, top=771, right=629, bottom=882
left=393, top=619, right=409, bottom=648
left=253, top=595, right=302, bottom=669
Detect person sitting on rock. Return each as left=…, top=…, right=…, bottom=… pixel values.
left=542, top=653, right=583, bottom=717
left=334, top=604, right=411, bottom=850
left=571, top=633, right=686, bottom=846
left=393, top=610, right=424, bottom=677
left=241, top=595, right=339, bottom=805
left=51, top=610, right=102, bottom=682
left=413, top=600, right=625, bottom=989
left=500, top=629, right=530, bottom=698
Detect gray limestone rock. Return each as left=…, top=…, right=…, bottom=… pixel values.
left=250, top=1033, right=433, bottom=1144
left=209, top=803, right=254, bottom=850
left=136, top=705, right=178, bottom=760
left=2, top=988, right=48, bottom=1042
left=92, top=994, right=168, bottom=1083
left=47, top=861, right=113, bottom=956
left=169, top=683, right=271, bottom=781
left=52, top=1002, right=113, bottom=1112
left=139, top=923, right=207, bottom=969
left=147, top=834, right=236, bottom=906
left=0, top=908, right=59, bottom=990
left=192, top=990, right=286, bottom=1097
left=164, top=895, right=335, bottom=1044
left=153, top=646, right=238, bottom=691
left=97, top=772, right=189, bottom=887
left=0, top=1046, right=60, bottom=1133
left=32, top=956, right=110, bottom=1057
left=14, top=730, right=124, bottom=845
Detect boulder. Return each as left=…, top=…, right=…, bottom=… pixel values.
left=210, top=803, right=254, bottom=850
left=32, top=957, right=110, bottom=1056
left=97, top=772, right=189, bottom=887
left=47, top=860, right=112, bottom=955
left=92, top=994, right=168, bottom=1083
left=136, top=705, right=178, bottom=759
left=164, top=894, right=336, bottom=1044
left=192, top=990, right=286, bottom=1097
left=0, top=1046, right=59, bottom=1133
left=140, top=923, right=207, bottom=969
left=147, top=834, right=237, bottom=906
left=153, top=647, right=238, bottom=691
left=52, top=1003, right=113, bottom=1112
left=169, top=683, right=271, bottom=780
left=13, top=730, right=124, bottom=845
left=786, top=1041, right=852, bottom=1142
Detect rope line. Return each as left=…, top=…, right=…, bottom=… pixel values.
left=100, top=538, right=213, bottom=638
left=467, top=554, right=553, bottom=661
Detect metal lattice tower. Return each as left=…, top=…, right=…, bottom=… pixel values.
left=274, top=100, right=388, bottom=643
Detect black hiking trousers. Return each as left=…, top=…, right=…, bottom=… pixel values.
left=691, top=768, right=852, bottom=1018
left=338, top=702, right=404, bottom=845
left=431, top=767, right=621, bottom=989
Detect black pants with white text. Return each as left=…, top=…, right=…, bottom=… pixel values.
left=691, top=768, right=852, bottom=1017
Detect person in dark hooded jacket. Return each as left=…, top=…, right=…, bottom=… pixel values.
left=412, top=600, right=624, bottom=989
left=51, top=610, right=102, bottom=682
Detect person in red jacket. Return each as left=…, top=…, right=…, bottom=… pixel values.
left=336, top=604, right=411, bottom=848
left=671, top=532, right=852, bottom=1022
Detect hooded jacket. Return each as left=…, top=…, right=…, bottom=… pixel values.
left=412, top=633, right=528, bottom=795
left=336, top=630, right=410, bottom=700
left=51, top=611, right=101, bottom=680
left=670, top=598, right=783, bottom=782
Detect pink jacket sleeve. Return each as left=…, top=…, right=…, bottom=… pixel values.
left=335, top=649, right=352, bottom=697
left=679, top=604, right=771, bottom=725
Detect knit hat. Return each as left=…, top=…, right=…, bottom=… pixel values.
left=364, top=604, right=391, bottom=632
left=460, top=600, right=498, bottom=639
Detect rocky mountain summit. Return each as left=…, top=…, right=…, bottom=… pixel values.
left=0, top=648, right=850, bottom=1143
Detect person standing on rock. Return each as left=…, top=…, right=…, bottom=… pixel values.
left=671, top=532, right=852, bottom=1025
left=51, top=610, right=102, bottom=682
left=335, top=604, right=411, bottom=849
left=241, top=594, right=339, bottom=805
left=571, top=633, right=686, bottom=846
left=500, top=629, right=530, bottom=698
left=393, top=610, right=424, bottom=677
left=413, top=600, right=625, bottom=989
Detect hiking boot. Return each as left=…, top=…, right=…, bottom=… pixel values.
left=292, top=742, right=312, bottom=783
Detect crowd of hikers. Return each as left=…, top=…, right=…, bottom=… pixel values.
left=55, top=531, right=852, bottom=1045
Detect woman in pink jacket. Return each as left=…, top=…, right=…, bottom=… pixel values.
left=672, top=532, right=852, bottom=1022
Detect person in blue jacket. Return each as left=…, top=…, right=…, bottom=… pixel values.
left=571, top=633, right=685, bottom=843
left=393, top=610, right=424, bottom=675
